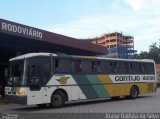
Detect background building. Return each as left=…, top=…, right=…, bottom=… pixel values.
left=88, top=32, right=137, bottom=58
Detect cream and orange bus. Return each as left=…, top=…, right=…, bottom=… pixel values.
left=5, top=53, right=157, bottom=107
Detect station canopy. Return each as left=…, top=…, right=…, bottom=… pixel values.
left=0, top=18, right=106, bottom=64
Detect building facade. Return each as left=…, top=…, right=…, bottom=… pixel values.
left=89, top=32, right=137, bottom=58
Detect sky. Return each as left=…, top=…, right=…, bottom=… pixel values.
left=0, top=0, right=160, bottom=53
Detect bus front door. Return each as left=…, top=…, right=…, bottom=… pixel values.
left=28, top=84, right=43, bottom=105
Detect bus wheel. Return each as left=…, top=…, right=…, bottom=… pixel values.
left=129, top=86, right=139, bottom=99
left=51, top=91, right=66, bottom=108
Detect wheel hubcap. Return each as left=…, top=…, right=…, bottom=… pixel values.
left=53, top=95, right=62, bottom=105
left=132, top=88, right=137, bottom=97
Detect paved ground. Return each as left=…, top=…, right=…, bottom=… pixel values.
left=1, top=88, right=160, bottom=119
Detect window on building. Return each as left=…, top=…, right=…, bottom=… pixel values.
left=106, top=40, right=109, bottom=43
left=110, top=45, right=117, bottom=48
left=110, top=39, right=116, bottom=42
left=98, top=42, right=105, bottom=45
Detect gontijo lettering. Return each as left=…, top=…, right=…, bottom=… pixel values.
left=115, top=76, right=140, bottom=82
left=115, top=76, right=155, bottom=82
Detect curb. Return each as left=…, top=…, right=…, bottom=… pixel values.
left=0, top=99, right=9, bottom=105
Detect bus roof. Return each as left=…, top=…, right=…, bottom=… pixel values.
left=9, top=52, right=155, bottom=63
left=9, top=53, right=55, bottom=61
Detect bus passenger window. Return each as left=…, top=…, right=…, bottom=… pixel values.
left=92, top=61, right=96, bottom=72
left=109, top=62, right=113, bottom=73
left=81, top=60, right=92, bottom=73
left=124, top=63, right=128, bottom=73
left=114, top=62, right=118, bottom=73
left=140, top=64, right=145, bottom=73
left=148, top=63, right=155, bottom=74
left=55, top=59, right=73, bottom=73
left=97, top=61, right=101, bottom=72
left=71, top=60, right=75, bottom=73
left=129, top=63, right=133, bottom=73
left=55, top=59, right=59, bottom=72
left=76, top=60, right=81, bottom=72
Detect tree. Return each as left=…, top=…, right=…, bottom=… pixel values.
left=136, top=42, right=160, bottom=63
left=148, top=42, right=160, bottom=63
left=138, top=51, right=148, bottom=59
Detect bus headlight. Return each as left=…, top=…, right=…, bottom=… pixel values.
left=19, top=92, right=27, bottom=96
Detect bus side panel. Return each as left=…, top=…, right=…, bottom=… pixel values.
left=99, top=83, right=156, bottom=97
left=46, top=75, right=87, bottom=102
left=136, top=82, right=157, bottom=94
left=71, top=86, right=86, bottom=100
left=46, top=74, right=157, bottom=103
left=72, top=75, right=110, bottom=99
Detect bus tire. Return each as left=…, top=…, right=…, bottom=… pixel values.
left=129, top=86, right=139, bottom=99
left=51, top=91, right=66, bottom=108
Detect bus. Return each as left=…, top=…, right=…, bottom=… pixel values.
left=5, top=53, right=157, bottom=107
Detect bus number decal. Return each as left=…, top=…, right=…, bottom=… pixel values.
left=143, top=76, right=155, bottom=81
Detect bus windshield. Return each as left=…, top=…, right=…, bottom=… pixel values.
left=7, top=60, right=26, bottom=86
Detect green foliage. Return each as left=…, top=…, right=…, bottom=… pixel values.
left=137, top=42, right=160, bottom=63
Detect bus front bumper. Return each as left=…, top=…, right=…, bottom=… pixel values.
left=5, top=94, right=27, bottom=105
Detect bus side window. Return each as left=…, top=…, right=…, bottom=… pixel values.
left=124, top=62, right=128, bottom=73
left=81, top=60, right=92, bottom=73
left=99, top=61, right=109, bottom=73
left=55, top=59, right=59, bottom=72
left=140, top=63, right=145, bottom=73
left=59, top=59, right=73, bottom=73
left=76, top=60, right=81, bottom=73
left=28, top=57, right=51, bottom=86
left=134, top=63, right=139, bottom=74
left=118, top=62, right=124, bottom=74
left=92, top=61, right=96, bottom=72
left=109, top=62, right=114, bottom=73
left=28, top=64, right=41, bottom=85
left=129, top=62, right=133, bottom=73
left=148, top=63, right=155, bottom=74
left=54, top=59, right=74, bottom=73
left=114, top=62, right=118, bottom=73
left=71, top=60, right=75, bottom=73
left=97, top=61, right=102, bottom=72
